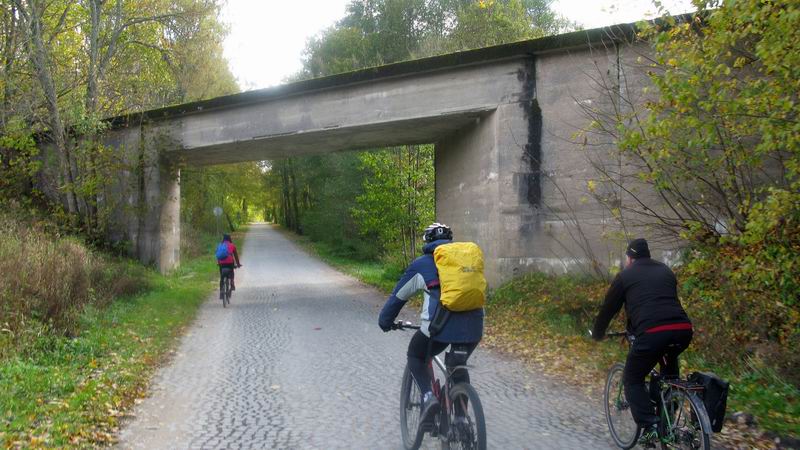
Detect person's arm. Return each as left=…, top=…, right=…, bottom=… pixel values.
left=592, top=273, right=625, bottom=340
left=378, top=260, right=426, bottom=331
left=233, top=247, right=241, bottom=266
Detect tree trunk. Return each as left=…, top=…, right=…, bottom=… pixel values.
left=14, top=0, right=78, bottom=216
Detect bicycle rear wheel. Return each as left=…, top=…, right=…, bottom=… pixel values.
left=222, top=277, right=230, bottom=308
left=442, top=383, right=486, bottom=450
left=604, top=363, right=640, bottom=449
left=400, top=364, right=424, bottom=450
left=661, top=389, right=711, bottom=450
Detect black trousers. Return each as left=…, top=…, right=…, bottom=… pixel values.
left=406, top=330, right=478, bottom=396
left=624, top=329, right=693, bottom=426
left=219, top=265, right=235, bottom=291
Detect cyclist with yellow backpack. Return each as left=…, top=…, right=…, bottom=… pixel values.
left=379, top=223, right=486, bottom=425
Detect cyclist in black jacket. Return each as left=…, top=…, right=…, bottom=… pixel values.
left=592, top=238, right=693, bottom=445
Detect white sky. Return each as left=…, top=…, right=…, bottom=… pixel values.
left=221, top=0, right=693, bottom=91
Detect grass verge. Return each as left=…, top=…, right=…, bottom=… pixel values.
left=284, top=231, right=400, bottom=294
left=0, top=231, right=241, bottom=447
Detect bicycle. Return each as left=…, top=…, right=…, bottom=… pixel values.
left=391, top=321, right=486, bottom=450
left=601, top=331, right=712, bottom=449
left=220, top=268, right=233, bottom=308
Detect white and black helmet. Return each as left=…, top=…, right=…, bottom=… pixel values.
left=423, top=222, right=453, bottom=243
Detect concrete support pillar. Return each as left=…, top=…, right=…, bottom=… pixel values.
left=436, top=111, right=503, bottom=285
left=435, top=66, right=540, bottom=286
left=138, top=123, right=181, bottom=274
left=158, top=165, right=180, bottom=273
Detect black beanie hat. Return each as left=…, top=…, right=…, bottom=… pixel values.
left=626, top=238, right=650, bottom=259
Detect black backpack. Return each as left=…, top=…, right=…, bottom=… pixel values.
left=688, top=371, right=729, bottom=432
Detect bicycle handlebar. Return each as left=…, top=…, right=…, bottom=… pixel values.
left=589, top=329, right=634, bottom=341
left=605, top=331, right=629, bottom=337
left=391, top=321, right=420, bottom=330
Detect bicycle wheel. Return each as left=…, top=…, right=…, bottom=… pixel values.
left=222, top=277, right=229, bottom=308
left=442, top=383, right=486, bottom=450
left=661, top=389, right=711, bottom=450
left=604, top=363, right=640, bottom=449
left=400, top=364, right=424, bottom=450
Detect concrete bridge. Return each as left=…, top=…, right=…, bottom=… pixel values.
left=85, top=23, right=646, bottom=284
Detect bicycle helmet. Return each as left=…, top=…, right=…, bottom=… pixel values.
left=423, top=222, right=453, bottom=243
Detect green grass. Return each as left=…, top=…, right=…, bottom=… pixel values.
left=0, top=241, right=223, bottom=447
left=287, top=233, right=401, bottom=294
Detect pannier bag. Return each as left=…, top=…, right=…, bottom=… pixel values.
left=688, top=371, right=729, bottom=432
left=433, top=242, right=487, bottom=312
left=215, top=242, right=230, bottom=261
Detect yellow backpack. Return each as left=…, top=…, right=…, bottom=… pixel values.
left=433, top=242, right=487, bottom=312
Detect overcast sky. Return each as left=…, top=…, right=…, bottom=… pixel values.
left=221, top=0, right=693, bottom=91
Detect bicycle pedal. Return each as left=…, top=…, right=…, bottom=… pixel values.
left=420, top=422, right=436, bottom=433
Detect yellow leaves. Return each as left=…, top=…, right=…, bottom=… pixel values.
left=477, top=0, right=495, bottom=9
left=587, top=179, right=597, bottom=194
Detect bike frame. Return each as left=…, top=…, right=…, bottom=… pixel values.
left=395, top=321, right=476, bottom=442
left=606, top=331, right=710, bottom=446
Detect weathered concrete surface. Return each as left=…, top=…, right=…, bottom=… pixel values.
left=45, top=22, right=672, bottom=280
left=117, top=224, right=614, bottom=449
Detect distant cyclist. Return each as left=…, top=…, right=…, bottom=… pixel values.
left=216, top=234, right=241, bottom=298
left=592, top=238, right=693, bottom=445
left=378, top=223, right=484, bottom=426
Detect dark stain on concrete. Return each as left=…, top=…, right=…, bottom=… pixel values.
left=518, top=58, right=543, bottom=209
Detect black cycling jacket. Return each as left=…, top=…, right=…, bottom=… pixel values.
left=592, top=258, right=690, bottom=339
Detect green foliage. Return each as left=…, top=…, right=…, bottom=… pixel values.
left=0, top=128, right=40, bottom=201
left=449, top=0, right=541, bottom=50
left=589, top=0, right=800, bottom=239
left=302, top=0, right=572, bottom=78
left=354, top=145, right=435, bottom=265
left=181, top=163, right=266, bottom=235
left=1, top=0, right=239, bottom=239
left=680, top=189, right=799, bottom=384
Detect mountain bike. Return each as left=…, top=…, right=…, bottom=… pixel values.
left=602, top=331, right=712, bottom=449
left=392, top=321, right=487, bottom=450
left=220, top=267, right=233, bottom=308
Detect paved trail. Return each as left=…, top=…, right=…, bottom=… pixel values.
left=118, top=224, right=614, bottom=449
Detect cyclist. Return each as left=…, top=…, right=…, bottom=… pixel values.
left=592, top=238, right=693, bottom=445
left=378, top=223, right=484, bottom=426
left=217, top=234, right=241, bottom=298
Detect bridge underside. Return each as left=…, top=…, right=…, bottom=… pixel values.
left=178, top=109, right=492, bottom=166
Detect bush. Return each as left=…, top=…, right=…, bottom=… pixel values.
left=0, top=213, right=149, bottom=345
left=681, top=189, right=800, bottom=384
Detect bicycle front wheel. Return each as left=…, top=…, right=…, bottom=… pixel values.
left=604, top=363, right=640, bottom=449
left=400, top=364, right=424, bottom=450
left=661, top=389, right=711, bottom=450
left=443, top=383, right=486, bottom=450
left=223, top=278, right=230, bottom=308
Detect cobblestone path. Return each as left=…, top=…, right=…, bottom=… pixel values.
left=118, top=224, right=614, bottom=449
